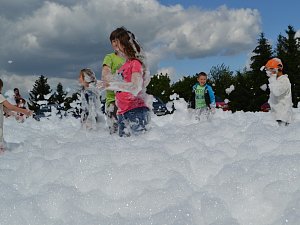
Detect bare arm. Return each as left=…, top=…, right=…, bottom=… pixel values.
left=3, top=100, right=32, bottom=116
left=102, top=65, right=114, bottom=81
left=106, top=72, right=143, bottom=96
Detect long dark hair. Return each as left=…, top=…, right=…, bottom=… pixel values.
left=114, top=27, right=141, bottom=60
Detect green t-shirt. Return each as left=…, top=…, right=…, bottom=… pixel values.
left=102, top=53, right=125, bottom=106
left=195, top=85, right=206, bottom=109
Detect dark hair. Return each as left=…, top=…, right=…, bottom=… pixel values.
left=110, top=29, right=121, bottom=42
left=114, top=27, right=141, bottom=59
left=197, top=72, right=207, bottom=78
left=0, top=79, right=3, bottom=89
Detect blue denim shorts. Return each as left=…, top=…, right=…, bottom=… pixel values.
left=117, top=107, right=150, bottom=137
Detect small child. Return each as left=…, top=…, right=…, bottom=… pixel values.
left=261, top=58, right=293, bottom=126
left=13, top=88, right=27, bottom=122
left=0, top=79, right=33, bottom=151
left=190, top=72, right=216, bottom=121
left=78, top=68, right=102, bottom=130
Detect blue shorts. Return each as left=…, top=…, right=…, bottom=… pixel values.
left=117, top=107, right=150, bottom=137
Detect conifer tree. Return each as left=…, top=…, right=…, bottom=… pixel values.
left=50, top=82, right=67, bottom=110
left=65, top=91, right=81, bottom=118
left=248, top=33, right=273, bottom=111
left=209, top=64, right=235, bottom=102
left=228, top=71, right=253, bottom=112
left=28, top=75, right=52, bottom=112
left=275, top=25, right=300, bottom=107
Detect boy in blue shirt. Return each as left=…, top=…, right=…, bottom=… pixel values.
left=191, top=72, right=216, bottom=120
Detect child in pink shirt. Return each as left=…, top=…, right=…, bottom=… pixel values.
left=104, top=27, right=151, bottom=137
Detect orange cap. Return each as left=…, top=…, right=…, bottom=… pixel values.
left=265, top=58, right=283, bottom=70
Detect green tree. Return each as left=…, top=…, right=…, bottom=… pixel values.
left=147, top=73, right=172, bottom=103
left=209, top=64, right=235, bottom=101
left=65, top=91, right=81, bottom=117
left=228, top=71, right=255, bottom=112
left=28, top=75, right=52, bottom=113
left=171, top=75, right=197, bottom=103
left=248, top=33, right=273, bottom=111
left=276, top=25, right=300, bottom=107
left=50, top=82, right=67, bottom=109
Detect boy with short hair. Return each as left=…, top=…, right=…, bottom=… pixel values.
left=191, top=72, right=216, bottom=120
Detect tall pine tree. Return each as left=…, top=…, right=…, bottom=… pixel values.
left=228, top=71, right=253, bottom=112
left=28, top=75, right=52, bottom=113
left=50, top=82, right=67, bottom=110
left=248, top=33, right=273, bottom=111
left=276, top=25, right=300, bottom=107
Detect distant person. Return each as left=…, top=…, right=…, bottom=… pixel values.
left=102, top=27, right=151, bottom=137
left=13, top=88, right=28, bottom=122
left=190, top=72, right=216, bottom=121
left=102, top=29, right=125, bottom=134
left=0, top=79, right=33, bottom=152
left=14, top=88, right=23, bottom=105
left=78, top=68, right=102, bottom=130
left=261, top=58, right=293, bottom=126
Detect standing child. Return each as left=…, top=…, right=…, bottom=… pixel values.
left=0, top=79, right=33, bottom=151
left=103, top=27, right=151, bottom=137
left=79, top=68, right=102, bottom=130
left=190, top=72, right=216, bottom=121
left=261, top=58, right=293, bottom=126
left=102, top=29, right=125, bottom=134
left=13, top=88, right=28, bottom=122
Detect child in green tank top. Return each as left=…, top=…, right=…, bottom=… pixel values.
left=102, top=30, right=125, bottom=134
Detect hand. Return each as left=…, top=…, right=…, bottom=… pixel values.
left=96, top=80, right=109, bottom=89
left=24, top=109, right=33, bottom=117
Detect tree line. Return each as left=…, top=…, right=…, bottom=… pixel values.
left=147, top=25, right=300, bottom=112
left=27, top=25, right=300, bottom=116
left=27, top=76, right=81, bottom=118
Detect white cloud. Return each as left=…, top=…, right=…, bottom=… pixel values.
left=156, top=67, right=176, bottom=80
left=0, top=0, right=261, bottom=78
left=0, top=71, right=78, bottom=99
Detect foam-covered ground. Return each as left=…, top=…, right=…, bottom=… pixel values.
left=1, top=99, right=300, bottom=225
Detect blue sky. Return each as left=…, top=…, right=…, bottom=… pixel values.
left=157, top=0, right=300, bottom=78
left=0, top=0, right=299, bottom=91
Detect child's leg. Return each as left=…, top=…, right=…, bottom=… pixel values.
left=0, top=134, right=4, bottom=152
left=125, top=107, right=150, bottom=135
left=195, top=109, right=201, bottom=120
left=204, top=107, right=211, bottom=120
left=81, top=91, right=89, bottom=124
left=0, top=125, right=4, bottom=149
left=117, top=114, right=129, bottom=137
left=106, top=102, right=118, bottom=134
